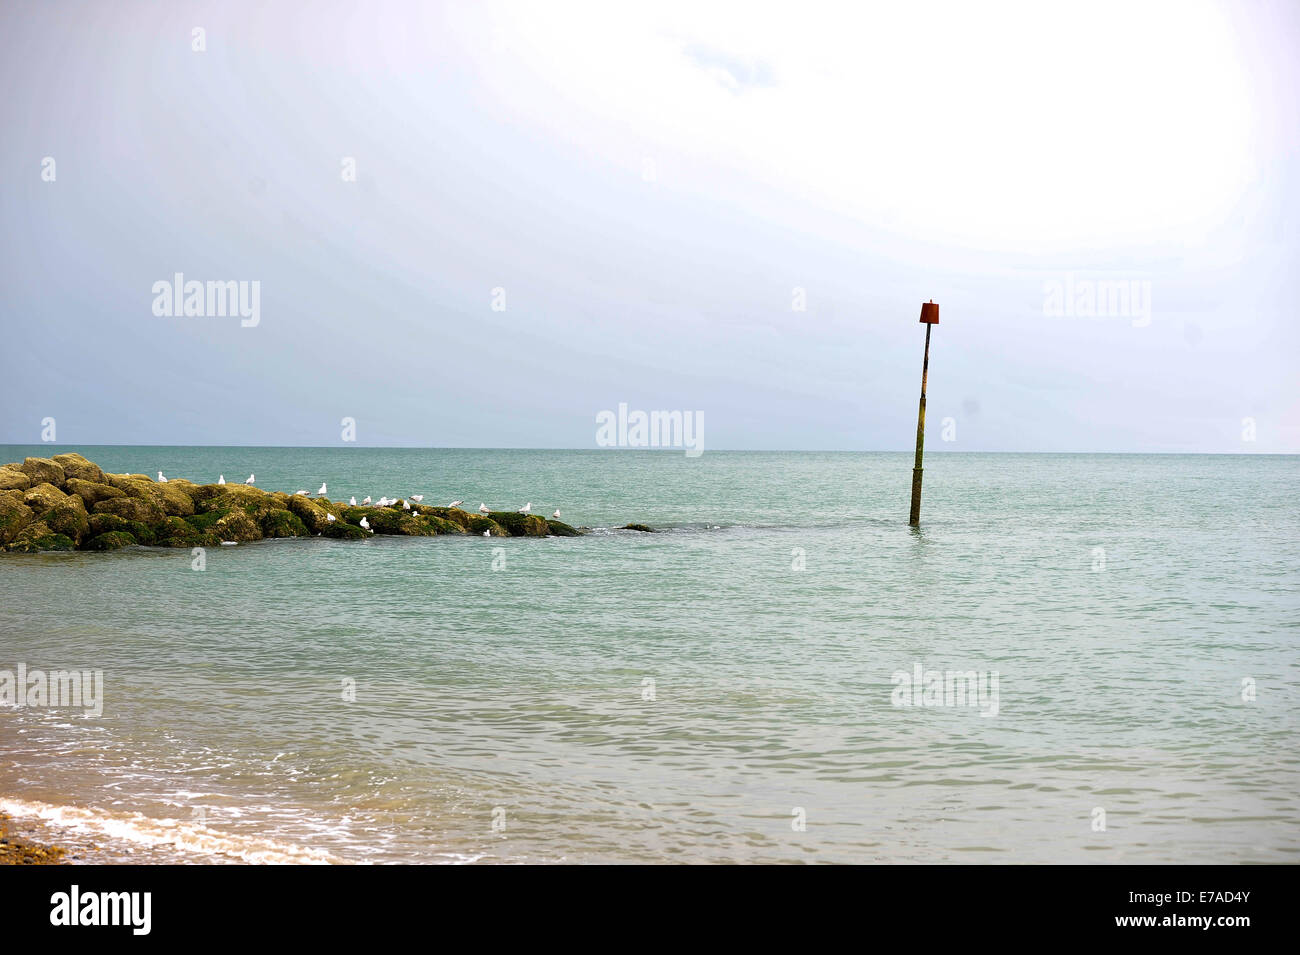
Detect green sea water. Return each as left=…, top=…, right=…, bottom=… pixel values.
left=1, top=446, right=1297, bottom=863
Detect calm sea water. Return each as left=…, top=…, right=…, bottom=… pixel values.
left=1, top=446, right=1297, bottom=863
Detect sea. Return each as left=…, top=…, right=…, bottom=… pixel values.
left=1, top=446, right=1297, bottom=864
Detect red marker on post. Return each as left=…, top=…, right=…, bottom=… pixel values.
left=909, top=301, right=939, bottom=527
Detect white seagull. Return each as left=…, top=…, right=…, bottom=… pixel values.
left=349, top=496, right=357, bottom=506
left=410, top=494, right=424, bottom=503
left=448, top=500, right=463, bottom=509
left=218, top=475, right=226, bottom=485
left=552, top=509, right=561, bottom=519
left=317, top=482, right=327, bottom=496
left=482, top=529, right=490, bottom=537
left=518, top=502, right=531, bottom=514
left=478, top=503, right=489, bottom=514
left=326, top=513, right=336, bottom=522
left=294, top=489, right=308, bottom=496
left=402, top=499, right=410, bottom=510
left=359, top=516, right=371, bottom=531
left=245, top=474, right=255, bottom=485
left=362, top=496, right=371, bottom=505
left=157, top=471, right=168, bottom=483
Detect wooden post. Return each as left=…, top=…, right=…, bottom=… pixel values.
left=910, top=301, right=939, bottom=526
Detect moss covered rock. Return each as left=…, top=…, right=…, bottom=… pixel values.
left=83, top=531, right=138, bottom=551
left=259, top=508, right=308, bottom=538
left=92, top=495, right=166, bottom=525
left=0, top=491, right=34, bottom=545
left=8, top=521, right=75, bottom=552
left=488, top=512, right=550, bottom=537
left=622, top=524, right=655, bottom=532
left=23, top=482, right=70, bottom=513
left=208, top=509, right=263, bottom=543
left=42, top=498, right=90, bottom=544
left=153, top=516, right=216, bottom=548
left=18, top=457, right=65, bottom=488
left=467, top=516, right=508, bottom=536
left=51, top=453, right=105, bottom=484
left=546, top=519, right=581, bottom=537
left=286, top=495, right=332, bottom=533
left=87, top=512, right=157, bottom=545
left=321, top=520, right=369, bottom=540
left=64, top=478, right=126, bottom=507
left=0, top=466, right=31, bottom=492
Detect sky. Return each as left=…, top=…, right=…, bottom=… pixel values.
left=1, top=0, right=1297, bottom=451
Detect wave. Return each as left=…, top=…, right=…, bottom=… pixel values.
left=0, top=795, right=349, bottom=865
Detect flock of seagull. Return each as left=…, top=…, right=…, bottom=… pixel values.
left=157, top=471, right=561, bottom=537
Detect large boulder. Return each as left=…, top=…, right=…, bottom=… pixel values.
left=487, top=512, right=550, bottom=537
left=64, top=479, right=126, bottom=507
left=286, top=494, right=333, bottom=533
left=88, top=512, right=157, bottom=545
left=259, top=509, right=308, bottom=538
left=208, top=509, right=263, bottom=543
left=23, top=482, right=69, bottom=513
left=0, top=466, right=31, bottom=491
left=51, top=453, right=104, bottom=484
left=152, top=517, right=215, bottom=548
left=0, top=490, right=34, bottom=545
left=546, top=519, right=581, bottom=537
left=42, top=498, right=89, bottom=544
left=18, top=457, right=65, bottom=488
left=104, top=474, right=195, bottom=516
left=92, top=495, right=166, bottom=525
left=83, top=531, right=138, bottom=551
left=7, top=521, right=75, bottom=553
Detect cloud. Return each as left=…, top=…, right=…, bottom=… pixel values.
left=681, top=43, right=776, bottom=93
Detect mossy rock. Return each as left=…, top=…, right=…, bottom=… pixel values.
left=286, top=495, right=332, bottom=533
left=23, top=482, right=70, bottom=513
left=8, top=522, right=75, bottom=553
left=467, top=516, right=508, bottom=537
left=152, top=516, right=217, bottom=548
left=363, top=507, right=455, bottom=536
left=0, top=466, right=31, bottom=492
left=83, top=531, right=138, bottom=551
left=42, top=499, right=90, bottom=543
left=622, top=524, right=655, bottom=532
left=92, top=495, right=166, bottom=525
left=424, top=506, right=473, bottom=531
left=0, top=490, right=34, bottom=545
left=18, top=457, right=65, bottom=488
left=64, top=478, right=125, bottom=507
left=259, top=508, right=309, bottom=538
left=103, top=474, right=195, bottom=516
left=321, top=520, right=369, bottom=540
left=51, top=453, right=104, bottom=484
left=209, top=509, right=263, bottom=543
left=487, top=512, right=550, bottom=537
left=87, top=512, right=157, bottom=545
left=545, top=519, right=581, bottom=537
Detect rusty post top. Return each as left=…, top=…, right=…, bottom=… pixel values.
left=919, top=300, right=939, bottom=324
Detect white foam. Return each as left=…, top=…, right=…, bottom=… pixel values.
left=0, top=796, right=350, bottom=865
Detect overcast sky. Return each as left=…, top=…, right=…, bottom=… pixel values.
left=2, top=0, right=1297, bottom=451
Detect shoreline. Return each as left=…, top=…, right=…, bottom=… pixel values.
left=0, top=810, right=69, bottom=865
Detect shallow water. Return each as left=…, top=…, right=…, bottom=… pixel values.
left=1, top=446, right=1297, bottom=863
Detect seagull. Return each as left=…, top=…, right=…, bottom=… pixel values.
left=294, top=489, right=308, bottom=496
left=245, top=474, right=255, bottom=485
left=218, top=475, right=226, bottom=485
left=349, top=496, right=356, bottom=506
left=518, top=502, right=531, bottom=514
left=479, top=503, right=489, bottom=514
left=157, top=471, right=168, bottom=483
left=359, top=517, right=371, bottom=531
left=410, top=495, right=424, bottom=503
left=317, top=482, right=327, bottom=496
left=552, top=509, right=561, bottom=519
left=326, top=513, right=336, bottom=522
left=482, top=529, right=490, bottom=537
left=402, top=499, right=410, bottom=510
left=362, top=496, right=371, bottom=505
left=448, top=500, right=463, bottom=509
